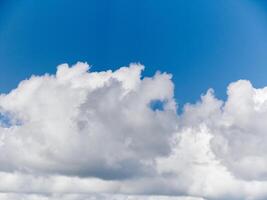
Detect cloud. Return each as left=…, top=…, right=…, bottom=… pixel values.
left=0, top=62, right=176, bottom=179
left=1, top=62, right=267, bottom=199
left=0, top=193, right=205, bottom=200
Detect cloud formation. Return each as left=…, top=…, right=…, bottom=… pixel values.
left=1, top=62, right=267, bottom=199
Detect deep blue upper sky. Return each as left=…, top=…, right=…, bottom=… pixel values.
left=1, top=0, right=267, bottom=106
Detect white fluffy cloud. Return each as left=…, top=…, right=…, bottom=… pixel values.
left=0, top=62, right=176, bottom=179
left=1, top=62, right=267, bottom=199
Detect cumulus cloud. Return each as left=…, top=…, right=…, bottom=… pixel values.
left=0, top=62, right=176, bottom=179
left=1, top=62, right=267, bottom=199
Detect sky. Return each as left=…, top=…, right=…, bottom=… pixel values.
left=2, top=1, right=267, bottom=200
left=1, top=0, right=267, bottom=106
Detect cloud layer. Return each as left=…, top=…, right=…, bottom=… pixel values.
left=1, top=62, right=267, bottom=199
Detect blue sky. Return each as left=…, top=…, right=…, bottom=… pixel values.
left=1, top=0, right=267, bottom=106
left=3, top=2, right=267, bottom=199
